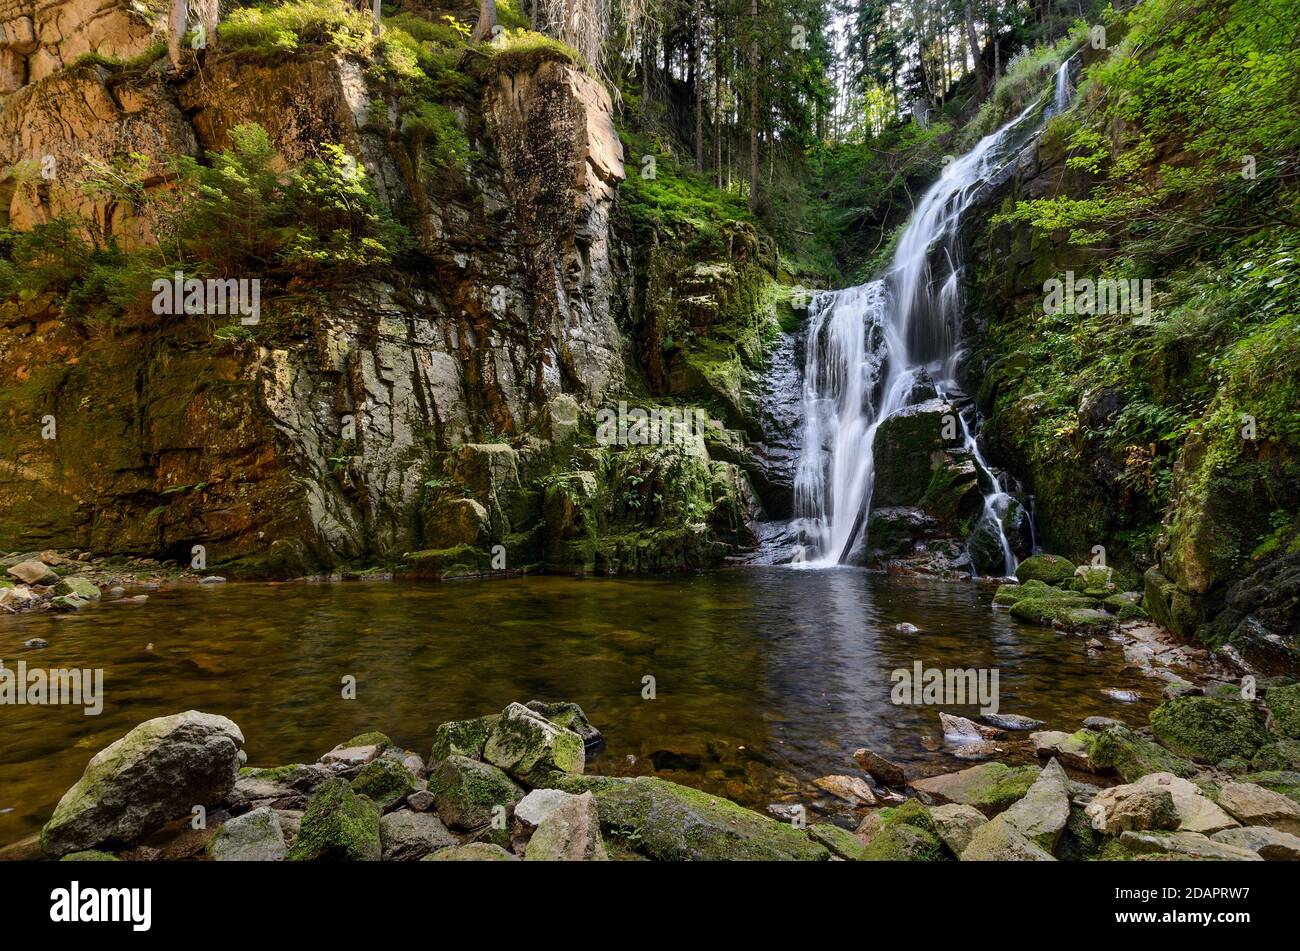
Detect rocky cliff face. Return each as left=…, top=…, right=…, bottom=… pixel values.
left=960, top=72, right=1299, bottom=669
left=0, top=5, right=769, bottom=576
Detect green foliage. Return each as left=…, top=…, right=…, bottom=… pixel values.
left=218, top=0, right=377, bottom=58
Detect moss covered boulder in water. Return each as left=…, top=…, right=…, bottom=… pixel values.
left=287, top=778, right=381, bottom=861
left=1150, top=697, right=1271, bottom=764
left=859, top=799, right=949, bottom=861
left=484, top=702, right=585, bottom=785
left=351, top=757, right=416, bottom=812
left=549, top=774, right=829, bottom=860
left=1014, top=554, right=1076, bottom=586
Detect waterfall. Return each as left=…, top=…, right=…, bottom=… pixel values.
left=792, top=92, right=1054, bottom=572
left=1049, top=54, right=1078, bottom=117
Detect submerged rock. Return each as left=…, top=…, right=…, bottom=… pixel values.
left=40, top=710, right=244, bottom=856
left=852, top=747, right=906, bottom=787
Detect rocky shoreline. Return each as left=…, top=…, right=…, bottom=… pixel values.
left=6, top=679, right=1299, bottom=862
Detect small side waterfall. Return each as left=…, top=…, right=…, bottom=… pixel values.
left=792, top=81, right=1064, bottom=572
left=1049, top=53, right=1079, bottom=117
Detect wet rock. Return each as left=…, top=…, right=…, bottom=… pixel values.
left=1217, top=782, right=1300, bottom=835
left=379, top=809, right=456, bottom=861
left=909, top=762, right=1040, bottom=816
left=1150, top=696, right=1270, bottom=764
left=981, top=713, right=1044, bottom=731
left=525, top=699, right=604, bottom=753
left=48, top=595, right=87, bottom=613
left=1119, top=830, right=1261, bottom=861
left=427, top=755, right=524, bottom=843
left=1084, top=785, right=1180, bottom=835
left=23, top=638, right=47, bottom=649
left=1029, top=730, right=1097, bottom=771
left=206, top=807, right=286, bottom=861
left=429, top=715, right=497, bottom=763
left=1082, top=716, right=1124, bottom=732
left=484, top=702, right=585, bottom=785
left=894, top=622, right=920, bottom=633
left=286, top=778, right=381, bottom=861
left=40, top=710, right=244, bottom=856
left=1091, top=725, right=1197, bottom=782
left=1070, top=564, right=1115, bottom=595
left=852, top=747, right=907, bottom=787
left=7, top=559, right=59, bottom=585
left=0, top=586, right=39, bottom=609
left=1211, top=826, right=1300, bottom=860
left=871, top=399, right=959, bottom=508
left=1014, top=554, right=1075, bottom=586
left=967, top=515, right=1010, bottom=576
left=939, top=712, right=1005, bottom=741
left=54, top=576, right=100, bottom=600
left=351, top=757, right=416, bottom=812
left=813, top=775, right=877, bottom=806
left=424, top=842, right=519, bottom=861
left=858, top=800, right=947, bottom=861
left=929, top=803, right=989, bottom=855
left=523, top=791, right=607, bottom=861
left=549, top=775, right=829, bottom=861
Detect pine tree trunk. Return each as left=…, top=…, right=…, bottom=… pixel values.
left=694, top=0, right=704, bottom=170
left=473, top=0, right=498, bottom=43
left=747, top=0, right=758, bottom=214
left=168, top=0, right=188, bottom=68
left=964, top=0, right=986, bottom=97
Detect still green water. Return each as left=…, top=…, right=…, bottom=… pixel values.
left=0, top=568, right=1160, bottom=845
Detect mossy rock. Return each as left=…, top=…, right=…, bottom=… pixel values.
left=1008, top=590, right=1097, bottom=626
left=861, top=821, right=948, bottom=861
left=287, top=778, right=381, bottom=861
left=429, top=716, right=497, bottom=763
left=1263, top=683, right=1300, bottom=740
left=350, top=757, right=415, bottom=812
left=1149, top=697, right=1270, bottom=764
left=59, top=850, right=119, bottom=861
left=993, top=579, right=1050, bottom=606
left=340, top=731, right=391, bottom=751
left=1142, top=567, right=1204, bottom=638
left=54, top=576, right=100, bottom=599
left=1091, top=725, right=1197, bottom=783
left=1249, top=739, right=1300, bottom=772
left=908, top=762, right=1040, bottom=816
left=483, top=702, right=585, bottom=786
left=808, top=823, right=870, bottom=860
left=426, top=754, right=523, bottom=846
left=1014, top=554, right=1076, bottom=585
left=549, top=775, right=829, bottom=861
left=1069, top=565, right=1115, bottom=593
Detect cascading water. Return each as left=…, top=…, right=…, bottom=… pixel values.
left=792, top=74, right=1072, bottom=573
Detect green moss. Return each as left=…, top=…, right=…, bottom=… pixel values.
left=287, top=778, right=381, bottom=861
left=1263, top=683, right=1300, bottom=740
left=429, top=715, right=497, bottom=762
left=808, top=823, right=870, bottom=860
left=1014, top=554, right=1077, bottom=585
left=861, top=822, right=948, bottom=861
left=1149, top=697, right=1271, bottom=764
left=59, top=850, right=120, bottom=861
left=1091, top=725, right=1197, bottom=783
left=340, top=731, right=391, bottom=751
left=350, top=757, right=415, bottom=811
